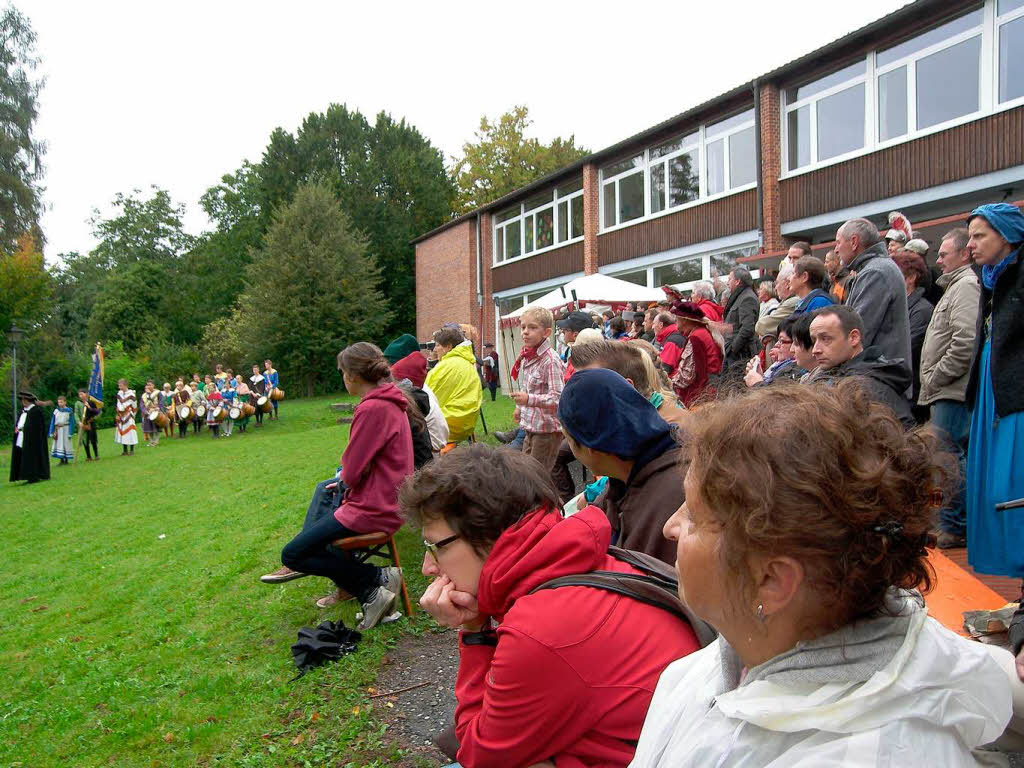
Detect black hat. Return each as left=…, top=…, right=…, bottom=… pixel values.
left=483, top=342, right=494, bottom=348
left=18, top=390, right=37, bottom=402
left=556, top=311, right=594, bottom=332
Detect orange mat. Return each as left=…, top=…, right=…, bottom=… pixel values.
left=925, top=549, right=1010, bottom=637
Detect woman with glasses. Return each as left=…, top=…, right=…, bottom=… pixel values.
left=402, top=443, right=703, bottom=768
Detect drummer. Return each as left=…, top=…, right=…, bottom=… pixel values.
left=250, top=364, right=267, bottom=427
left=159, top=382, right=175, bottom=438
left=264, top=359, right=279, bottom=420
left=203, top=374, right=218, bottom=398
left=205, top=389, right=223, bottom=438
left=221, top=376, right=237, bottom=437
left=140, top=380, right=161, bottom=447
left=235, top=374, right=252, bottom=433
left=189, top=375, right=205, bottom=434
left=173, top=380, right=192, bottom=439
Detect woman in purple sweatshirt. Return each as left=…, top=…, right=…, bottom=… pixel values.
left=281, top=342, right=415, bottom=629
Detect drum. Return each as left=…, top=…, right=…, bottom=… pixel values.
left=177, top=405, right=193, bottom=422
left=228, top=405, right=242, bottom=420
left=212, top=406, right=227, bottom=423
left=150, top=409, right=169, bottom=428
left=270, top=387, right=285, bottom=402
left=195, top=404, right=207, bottom=419
left=258, top=396, right=273, bottom=413
left=241, top=403, right=256, bottom=417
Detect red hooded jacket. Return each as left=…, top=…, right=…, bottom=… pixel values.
left=693, top=297, right=723, bottom=322
left=335, top=382, right=414, bottom=534
left=454, top=505, right=700, bottom=768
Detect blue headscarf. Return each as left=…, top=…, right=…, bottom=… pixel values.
left=558, top=368, right=678, bottom=486
left=968, top=203, right=1024, bottom=290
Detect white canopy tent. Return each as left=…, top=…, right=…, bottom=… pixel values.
left=495, top=273, right=665, bottom=392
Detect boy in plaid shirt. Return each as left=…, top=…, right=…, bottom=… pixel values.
left=510, top=306, right=566, bottom=471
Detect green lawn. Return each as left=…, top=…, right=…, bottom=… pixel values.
left=0, top=392, right=515, bottom=767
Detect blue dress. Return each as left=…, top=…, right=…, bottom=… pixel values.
left=966, top=334, right=1024, bottom=577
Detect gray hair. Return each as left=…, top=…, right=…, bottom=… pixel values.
left=942, top=227, right=969, bottom=253
left=730, top=266, right=753, bottom=288
left=758, top=280, right=777, bottom=299
left=691, top=280, right=716, bottom=300
left=839, top=218, right=882, bottom=248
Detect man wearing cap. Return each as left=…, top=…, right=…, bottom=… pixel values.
left=555, top=311, right=594, bottom=381
left=10, top=391, right=50, bottom=484
left=481, top=342, right=500, bottom=401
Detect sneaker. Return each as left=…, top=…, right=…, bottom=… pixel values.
left=380, top=566, right=403, bottom=595
left=494, top=429, right=517, bottom=444
left=357, top=587, right=397, bottom=630
left=259, top=566, right=308, bottom=584
left=315, top=588, right=353, bottom=609
left=936, top=531, right=967, bottom=549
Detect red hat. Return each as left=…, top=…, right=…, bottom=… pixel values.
left=390, top=350, right=427, bottom=389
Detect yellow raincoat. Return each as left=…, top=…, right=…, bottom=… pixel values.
left=425, top=342, right=482, bottom=443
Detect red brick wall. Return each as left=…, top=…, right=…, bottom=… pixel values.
left=583, top=162, right=599, bottom=274
left=759, top=82, right=784, bottom=252
left=415, top=219, right=475, bottom=343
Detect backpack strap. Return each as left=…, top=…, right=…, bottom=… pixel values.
left=528, top=552, right=717, bottom=649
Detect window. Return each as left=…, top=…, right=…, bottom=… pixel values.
left=492, top=178, right=584, bottom=264
left=999, top=0, right=1024, bottom=104
left=710, top=247, right=756, bottom=277
left=784, top=60, right=866, bottom=170
left=705, top=109, right=756, bottom=195
left=654, top=257, right=702, bottom=287
left=649, top=132, right=699, bottom=214
left=611, top=268, right=649, bottom=287
left=601, top=154, right=644, bottom=228
left=875, top=8, right=983, bottom=139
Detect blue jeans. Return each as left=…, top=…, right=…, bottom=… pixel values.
left=932, top=400, right=970, bottom=537
left=510, top=427, right=526, bottom=450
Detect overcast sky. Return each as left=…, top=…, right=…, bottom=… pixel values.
left=23, top=0, right=907, bottom=260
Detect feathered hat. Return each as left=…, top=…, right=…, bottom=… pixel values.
left=885, top=211, right=913, bottom=243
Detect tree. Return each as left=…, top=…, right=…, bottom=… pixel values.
left=0, top=232, right=50, bottom=332
left=451, top=105, right=589, bottom=213
left=89, top=186, right=194, bottom=270
left=204, top=182, right=391, bottom=396
left=0, top=5, right=45, bottom=252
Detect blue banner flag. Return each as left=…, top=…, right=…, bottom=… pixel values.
left=88, top=344, right=104, bottom=406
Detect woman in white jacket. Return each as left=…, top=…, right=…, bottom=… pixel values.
left=631, top=379, right=1012, bottom=768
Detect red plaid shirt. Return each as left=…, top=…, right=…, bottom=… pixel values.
left=518, top=339, right=565, bottom=434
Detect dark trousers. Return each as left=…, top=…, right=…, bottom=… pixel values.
left=933, top=399, right=970, bottom=537
left=272, top=400, right=279, bottom=418
left=487, top=381, right=497, bottom=401
left=82, top=428, right=98, bottom=459
left=282, top=478, right=378, bottom=601
left=255, top=408, right=263, bottom=425
left=551, top=439, right=578, bottom=504
left=193, top=418, right=202, bottom=433
left=178, top=420, right=188, bottom=438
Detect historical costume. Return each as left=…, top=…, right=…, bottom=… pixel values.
left=10, top=392, right=50, bottom=483
left=205, top=390, right=223, bottom=437
left=221, top=380, right=237, bottom=437
left=49, top=403, right=76, bottom=463
left=115, top=385, right=139, bottom=453
left=235, top=379, right=251, bottom=432
left=140, top=387, right=160, bottom=446
left=264, top=362, right=280, bottom=419
left=76, top=394, right=101, bottom=460
left=172, top=384, right=192, bottom=438
left=189, top=381, right=205, bottom=433
left=158, top=384, right=174, bottom=437
left=250, top=370, right=267, bottom=426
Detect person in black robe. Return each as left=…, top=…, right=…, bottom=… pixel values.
left=10, top=391, right=50, bottom=483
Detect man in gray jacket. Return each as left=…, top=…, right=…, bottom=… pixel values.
left=836, top=218, right=912, bottom=394
left=721, top=266, right=760, bottom=377
left=919, top=227, right=980, bottom=548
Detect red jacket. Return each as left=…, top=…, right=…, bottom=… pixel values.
left=694, top=297, right=723, bottom=322
left=335, top=382, right=414, bottom=534
left=454, top=505, right=700, bottom=768
left=677, top=326, right=723, bottom=407
left=655, top=323, right=688, bottom=376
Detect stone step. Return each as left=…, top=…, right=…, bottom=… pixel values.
left=330, top=402, right=355, bottom=412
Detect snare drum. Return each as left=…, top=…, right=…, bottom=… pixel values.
left=241, top=403, right=256, bottom=417
left=228, top=405, right=242, bottom=420
left=270, top=387, right=285, bottom=401
left=150, top=410, right=169, bottom=428
left=212, top=406, right=227, bottom=423
left=195, top=404, right=207, bottom=419
left=177, top=405, right=193, bottom=422
left=257, top=395, right=273, bottom=413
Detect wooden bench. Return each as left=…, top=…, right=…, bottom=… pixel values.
left=330, top=532, right=414, bottom=617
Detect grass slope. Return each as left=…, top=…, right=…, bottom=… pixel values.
left=0, top=393, right=514, bottom=767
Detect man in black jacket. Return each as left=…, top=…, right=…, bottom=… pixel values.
left=721, top=266, right=760, bottom=377
left=10, top=391, right=50, bottom=484
left=808, top=306, right=915, bottom=428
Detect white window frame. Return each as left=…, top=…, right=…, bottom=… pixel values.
left=704, top=110, right=758, bottom=198
left=782, top=62, right=869, bottom=172
left=598, top=111, right=757, bottom=235
left=781, top=0, right=1024, bottom=180
left=996, top=0, right=1024, bottom=109
left=491, top=181, right=584, bottom=267
left=609, top=242, right=759, bottom=293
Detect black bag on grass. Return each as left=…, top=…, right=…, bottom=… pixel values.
left=290, top=619, right=361, bottom=680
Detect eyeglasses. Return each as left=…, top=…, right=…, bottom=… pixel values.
left=424, top=533, right=460, bottom=560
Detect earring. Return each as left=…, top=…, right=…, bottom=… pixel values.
left=756, top=604, right=766, bottom=622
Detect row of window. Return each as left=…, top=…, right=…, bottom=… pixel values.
left=610, top=245, right=758, bottom=291
left=785, top=0, right=1024, bottom=172
left=600, top=109, right=757, bottom=231
left=493, top=179, right=584, bottom=264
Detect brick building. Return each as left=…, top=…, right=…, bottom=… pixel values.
left=414, top=0, right=1024, bottom=350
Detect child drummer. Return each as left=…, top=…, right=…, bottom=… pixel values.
left=141, top=380, right=161, bottom=447
left=250, top=364, right=267, bottom=427
left=205, top=389, right=223, bottom=438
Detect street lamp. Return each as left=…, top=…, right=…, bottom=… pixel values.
left=7, top=324, right=24, bottom=426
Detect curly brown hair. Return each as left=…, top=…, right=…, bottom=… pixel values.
left=399, top=443, right=560, bottom=557
left=686, top=379, right=948, bottom=628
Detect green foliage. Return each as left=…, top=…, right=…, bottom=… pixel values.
left=0, top=232, right=51, bottom=333
left=0, top=4, right=45, bottom=252
left=204, top=182, right=392, bottom=397
left=451, top=105, right=589, bottom=213
left=88, top=186, right=194, bottom=270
